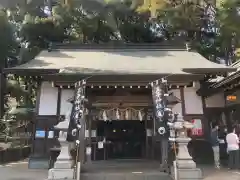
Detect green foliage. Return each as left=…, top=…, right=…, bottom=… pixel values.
left=158, top=2, right=204, bottom=33
left=1, top=0, right=240, bottom=146
left=115, top=10, right=156, bottom=42
left=0, top=10, right=19, bottom=67
left=20, top=16, right=67, bottom=48
left=2, top=75, right=37, bottom=146
left=51, top=3, right=156, bottom=43
left=216, top=0, right=240, bottom=63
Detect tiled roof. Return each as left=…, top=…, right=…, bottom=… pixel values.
left=7, top=45, right=235, bottom=75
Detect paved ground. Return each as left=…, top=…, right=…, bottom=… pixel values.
left=200, top=166, right=240, bottom=180
left=0, top=160, right=239, bottom=180
left=0, top=160, right=48, bottom=180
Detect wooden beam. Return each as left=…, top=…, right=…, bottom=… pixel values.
left=42, top=74, right=201, bottom=84
left=180, top=87, right=186, bottom=115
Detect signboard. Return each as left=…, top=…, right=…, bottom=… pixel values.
left=226, top=95, right=237, bottom=101
left=35, top=130, right=46, bottom=138
left=48, top=131, right=54, bottom=138
left=191, top=119, right=203, bottom=136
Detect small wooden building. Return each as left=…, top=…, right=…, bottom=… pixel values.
left=198, top=61, right=240, bottom=132
left=4, top=43, right=235, bottom=170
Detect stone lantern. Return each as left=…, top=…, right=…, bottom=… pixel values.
left=48, top=111, right=74, bottom=180
left=169, top=115, right=203, bottom=180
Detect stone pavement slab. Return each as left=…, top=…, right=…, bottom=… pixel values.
left=200, top=166, right=240, bottom=180
left=0, top=161, right=240, bottom=180
left=0, top=160, right=48, bottom=180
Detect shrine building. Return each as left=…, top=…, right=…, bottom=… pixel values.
left=4, top=43, right=235, bottom=171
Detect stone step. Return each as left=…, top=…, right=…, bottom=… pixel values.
left=81, top=172, right=171, bottom=180
left=80, top=160, right=171, bottom=180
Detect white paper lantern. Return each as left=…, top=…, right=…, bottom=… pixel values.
left=116, top=109, right=120, bottom=120
left=125, top=109, right=129, bottom=120
left=103, top=111, right=108, bottom=121
left=138, top=111, right=143, bottom=121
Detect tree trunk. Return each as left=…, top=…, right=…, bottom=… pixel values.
left=0, top=73, right=6, bottom=118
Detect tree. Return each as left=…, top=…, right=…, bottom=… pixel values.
left=0, top=7, right=44, bottom=147
left=0, top=10, right=19, bottom=120
left=0, top=10, right=20, bottom=146
left=216, top=0, right=240, bottom=64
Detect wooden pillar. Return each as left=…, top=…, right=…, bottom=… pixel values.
left=151, top=115, right=155, bottom=159
left=86, top=109, right=92, bottom=163
left=79, top=114, right=86, bottom=163
left=92, top=120, right=97, bottom=161
left=144, top=108, right=149, bottom=159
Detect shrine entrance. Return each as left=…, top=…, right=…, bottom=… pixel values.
left=97, top=120, right=146, bottom=160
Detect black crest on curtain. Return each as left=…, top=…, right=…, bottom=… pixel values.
left=67, top=80, right=86, bottom=142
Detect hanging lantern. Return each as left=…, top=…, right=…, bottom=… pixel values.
left=125, top=109, right=129, bottom=120
left=138, top=111, right=143, bottom=121
left=116, top=109, right=120, bottom=120
left=221, top=112, right=226, bottom=126
left=103, top=110, right=108, bottom=121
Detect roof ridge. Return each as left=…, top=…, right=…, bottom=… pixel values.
left=51, top=48, right=186, bottom=52
left=50, top=41, right=187, bottom=50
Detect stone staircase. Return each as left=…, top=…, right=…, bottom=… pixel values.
left=80, top=159, right=171, bottom=180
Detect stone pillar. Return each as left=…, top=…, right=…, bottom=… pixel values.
left=176, top=130, right=196, bottom=169
left=48, top=116, right=74, bottom=180
left=171, top=116, right=203, bottom=180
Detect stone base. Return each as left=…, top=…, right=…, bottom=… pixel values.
left=48, top=168, right=74, bottom=180
left=54, top=160, right=72, bottom=169
left=171, top=166, right=203, bottom=180
left=177, top=159, right=196, bottom=169
left=177, top=168, right=203, bottom=180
